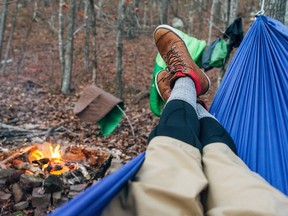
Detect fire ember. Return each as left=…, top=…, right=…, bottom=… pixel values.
left=0, top=142, right=113, bottom=215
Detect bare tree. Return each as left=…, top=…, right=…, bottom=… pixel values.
left=59, top=0, right=65, bottom=87
left=0, top=0, right=9, bottom=63
left=44, top=0, right=50, bottom=7
left=126, top=0, right=140, bottom=39
left=159, top=0, right=170, bottom=24
left=143, top=1, right=148, bottom=28
left=17, top=2, right=35, bottom=74
left=208, top=0, right=220, bottom=43
left=61, top=0, right=76, bottom=94
left=265, top=0, right=286, bottom=23
left=116, top=0, right=126, bottom=98
left=1, top=0, right=20, bottom=76
left=186, top=1, right=195, bottom=35
left=97, top=0, right=105, bottom=19
left=89, top=0, right=97, bottom=83
left=285, top=2, right=288, bottom=25
left=228, top=0, right=239, bottom=25
left=84, top=0, right=90, bottom=72
left=33, top=0, right=38, bottom=21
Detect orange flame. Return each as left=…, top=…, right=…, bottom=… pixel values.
left=50, top=144, right=63, bottom=162
left=30, top=149, right=45, bottom=161
left=29, top=143, right=73, bottom=175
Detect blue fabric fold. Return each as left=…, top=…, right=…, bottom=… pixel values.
left=210, top=16, right=288, bottom=195
left=50, top=152, right=145, bottom=216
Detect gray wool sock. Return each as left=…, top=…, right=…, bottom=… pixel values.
left=167, top=77, right=197, bottom=109
left=196, top=103, right=217, bottom=120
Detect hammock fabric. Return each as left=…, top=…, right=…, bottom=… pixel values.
left=51, top=15, right=288, bottom=216
left=50, top=152, right=145, bottom=216
left=210, top=15, right=288, bottom=195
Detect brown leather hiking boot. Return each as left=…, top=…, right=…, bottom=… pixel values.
left=156, top=70, right=210, bottom=107
left=156, top=70, right=185, bottom=101
left=156, top=70, right=173, bottom=101
left=154, top=25, right=210, bottom=97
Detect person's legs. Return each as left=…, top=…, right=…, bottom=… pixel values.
left=129, top=77, right=207, bottom=215
left=148, top=77, right=202, bottom=149
left=196, top=103, right=288, bottom=215
left=196, top=103, right=237, bottom=154
left=102, top=25, right=210, bottom=216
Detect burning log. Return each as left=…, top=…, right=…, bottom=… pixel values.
left=14, top=162, right=44, bottom=177
left=77, top=164, right=91, bottom=180
left=0, top=145, right=36, bottom=169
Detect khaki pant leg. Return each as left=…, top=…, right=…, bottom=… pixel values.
left=102, top=136, right=208, bottom=216
left=202, top=143, right=288, bottom=216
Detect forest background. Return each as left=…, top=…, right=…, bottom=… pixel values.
left=0, top=0, right=288, bottom=162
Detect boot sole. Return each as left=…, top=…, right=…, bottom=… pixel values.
left=155, top=70, right=166, bottom=101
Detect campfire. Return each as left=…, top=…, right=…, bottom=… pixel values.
left=0, top=141, right=112, bottom=215
left=28, top=142, right=77, bottom=176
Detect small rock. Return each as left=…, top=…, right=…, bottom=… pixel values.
left=9, top=170, right=24, bottom=183
left=67, top=191, right=79, bottom=199
left=34, top=207, right=48, bottom=216
left=0, top=179, right=6, bottom=190
left=44, top=175, right=63, bottom=193
left=12, top=183, right=25, bottom=203
left=32, top=187, right=51, bottom=208
left=52, top=191, right=63, bottom=206
left=0, top=191, right=12, bottom=204
left=13, top=200, right=29, bottom=211
left=0, top=169, right=14, bottom=179
left=20, top=174, right=43, bottom=193
left=70, top=184, right=86, bottom=192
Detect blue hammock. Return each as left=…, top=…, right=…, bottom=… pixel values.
left=210, top=15, right=288, bottom=195
left=50, top=152, right=145, bottom=216
left=51, top=15, right=288, bottom=216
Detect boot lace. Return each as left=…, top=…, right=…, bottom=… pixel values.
left=161, top=46, right=188, bottom=81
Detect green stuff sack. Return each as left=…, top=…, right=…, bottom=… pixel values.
left=150, top=28, right=206, bottom=116
left=210, top=39, right=228, bottom=68
left=98, top=103, right=124, bottom=136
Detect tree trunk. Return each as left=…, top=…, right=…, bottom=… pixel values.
left=197, top=0, right=203, bottom=38
left=208, top=0, right=218, bottom=43
left=17, top=4, right=35, bottom=74
left=116, top=0, right=126, bottom=98
left=33, top=0, right=38, bottom=21
left=0, top=0, right=9, bottom=64
left=159, top=0, right=169, bottom=24
left=1, top=0, right=19, bottom=76
left=143, top=1, right=148, bottom=28
left=44, top=0, right=50, bottom=7
left=228, top=0, right=238, bottom=25
left=97, top=0, right=105, bottom=19
left=187, top=1, right=194, bottom=36
left=285, top=2, right=288, bottom=25
left=89, top=0, right=97, bottom=83
left=84, top=0, right=90, bottom=72
left=61, top=0, right=76, bottom=94
left=265, top=0, right=286, bottom=23
left=59, top=0, right=65, bottom=87
left=126, top=0, right=140, bottom=39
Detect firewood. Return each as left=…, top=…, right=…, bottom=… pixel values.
left=0, top=145, right=37, bottom=169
